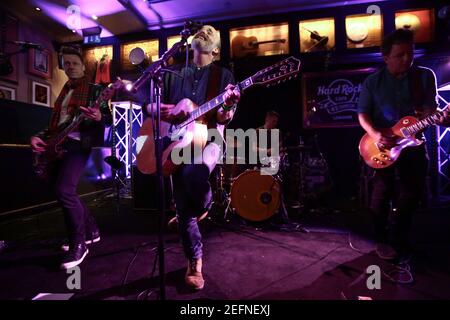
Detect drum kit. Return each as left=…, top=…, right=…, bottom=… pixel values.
left=210, top=137, right=329, bottom=223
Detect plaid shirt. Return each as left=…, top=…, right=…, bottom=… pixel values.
left=49, top=76, right=90, bottom=132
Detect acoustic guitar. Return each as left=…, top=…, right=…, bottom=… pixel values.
left=231, top=35, right=286, bottom=58
left=135, top=56, right=301, bottom=176
left=359, top=108, right=447, bottom=169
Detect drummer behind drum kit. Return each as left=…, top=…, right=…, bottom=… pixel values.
left=210, top=135, right=332, bottom=223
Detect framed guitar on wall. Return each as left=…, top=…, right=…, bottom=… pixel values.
left=230, top=23, right=289, bottom=59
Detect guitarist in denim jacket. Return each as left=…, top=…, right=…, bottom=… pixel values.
left=358, top=29, right=450, bottom=261
left=30, top=47, right=112, bottom=269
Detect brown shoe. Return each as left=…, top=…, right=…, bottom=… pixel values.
left=185, top=258, right=204, bottom=290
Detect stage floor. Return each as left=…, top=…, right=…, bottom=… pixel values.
left=1, top=196, right=450, bottom=300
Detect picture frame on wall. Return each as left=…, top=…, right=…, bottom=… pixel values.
left=299, top=18, right=336, bottom=53
left=395, top=8, right=435, bottom=43
left=31, top=80, right=51, bottom=107
left=120, top=40, right=158, bottom=72
left=0, top=85, right=16, bottom=100
left=28, top=48, right=52, bottom=79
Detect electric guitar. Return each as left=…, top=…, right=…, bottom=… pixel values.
left=359, top=109, right=447, bottom=169
left=32, top=79, right=125, bottom=180
left=135, top=56, right=301, bottom=176
left=231, top=35, right=286, bottom=58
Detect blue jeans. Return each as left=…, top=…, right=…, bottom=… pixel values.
left=172, top=163, right=213, bottom=260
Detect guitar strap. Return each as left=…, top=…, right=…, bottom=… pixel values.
left=201, top=63, right=222, bottom=129
left=409, top=66, right=425, bottom=117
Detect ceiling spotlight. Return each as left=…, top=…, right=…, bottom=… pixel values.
left=35, top=7, right=41, bottom=11
left=91, top=15, right=98, bottom=20
left=72, top=30, right=77, bottom=33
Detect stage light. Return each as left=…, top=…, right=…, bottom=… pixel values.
left=126, top=83, right=134, bottom=91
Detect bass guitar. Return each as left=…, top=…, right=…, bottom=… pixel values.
left=32, top=79, right=125, bottom=179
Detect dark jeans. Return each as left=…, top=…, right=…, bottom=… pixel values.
left=172, top=163, right=213, bottom=260
left=369, top=145, right=428, bottom=250
left=50, top=139, right=98, bottom=246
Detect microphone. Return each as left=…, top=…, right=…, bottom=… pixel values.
left=13, top=41, right=42, bottom=49
left=184, top=20, right=203, bottom=33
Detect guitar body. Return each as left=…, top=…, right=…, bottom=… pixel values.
left=136, top=98, right=208, bottom=175
left=232, top=35, right=259, bottom=58
left=32, top=140, right=65, bottom=180
left=359, top=116, right=424, bottom=169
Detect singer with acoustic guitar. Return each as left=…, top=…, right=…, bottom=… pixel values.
left=144, top=25, right=240, bottom=290
left=357, top=29, right=450, bottom=261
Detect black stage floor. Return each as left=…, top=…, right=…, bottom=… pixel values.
left=1, top=194, right=450, bottom=300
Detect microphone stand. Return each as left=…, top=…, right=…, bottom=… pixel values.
left=129, top=25, right=191, bottom=300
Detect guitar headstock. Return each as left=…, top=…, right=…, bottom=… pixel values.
left=250, top=56, right=301, bottom=87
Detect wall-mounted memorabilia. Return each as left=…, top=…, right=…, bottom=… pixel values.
left=121, top=39, right=158, bottom=72
left=30, top=80, right=51, bottom=107
left=345, top=13, right=383, bottom=49
left=0, top=13, right=19, bottom=83
left=395, top=9, right=434, bottom=43
left=167, top=34, right=194, bottom=49
left=82, top=45, right=113, bottom=84
left=230, top=23, right=289, bottom=59
left=299, top=18, right=335, bottom=53
left=302, top=69, right=375, bottom=128
left=28, top=48, right=52, bottom=79
left=0, top=84, right=16, bottom=100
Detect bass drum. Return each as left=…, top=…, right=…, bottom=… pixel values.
left=230, top=170, right=281, bottom=221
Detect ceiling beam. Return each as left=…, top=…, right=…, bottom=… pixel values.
left=117, top=0, right=149, bottom=28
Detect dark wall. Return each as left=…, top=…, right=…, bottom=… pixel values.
left=0, top=99, right=51, bottom=144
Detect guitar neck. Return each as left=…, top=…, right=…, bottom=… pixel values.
left=49, top=85, right=114, bottom=145
left=49, top=115, right=85, bottom=145
left=178, top=76, right=254, bottom=128
left=405, top=110, right=444, bottom=135
left=253, top=39, right=285, bottom=45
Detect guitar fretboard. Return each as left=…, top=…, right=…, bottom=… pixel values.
left=177, top=76, right=254, bottom=128
left=405, top=110, right=443, bottom=136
